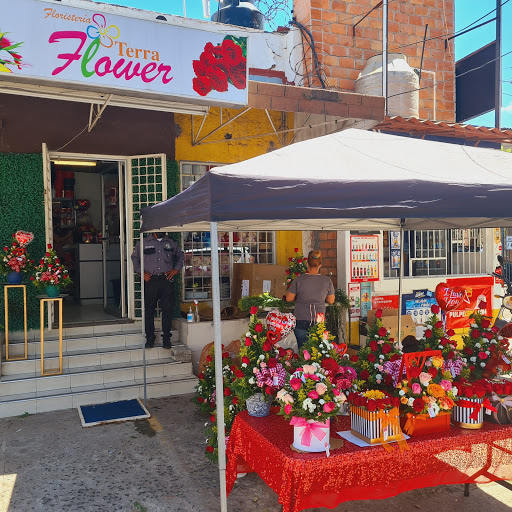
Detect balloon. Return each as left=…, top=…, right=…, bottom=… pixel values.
left=435, top=282, right=464, bottom=311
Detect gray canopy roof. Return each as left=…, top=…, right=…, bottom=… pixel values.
left=140, top=128, right=512, bottom=232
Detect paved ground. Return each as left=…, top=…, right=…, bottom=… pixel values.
left=1, top=394, right=511, bottom=512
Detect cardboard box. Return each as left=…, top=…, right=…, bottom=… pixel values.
left=231, top=263, right=288, bottom=306
left=366, top=308, right=416, bottom=343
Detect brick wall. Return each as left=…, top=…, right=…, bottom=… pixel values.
left=319, top=231, right=338, bottom=288
left=293, top=0, right=455, bottom=122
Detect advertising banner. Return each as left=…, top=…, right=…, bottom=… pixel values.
left=350, top=235, right=379, bottom=282
left=401, top=289, right=438, bottom=325
left=0, top=0, right=248, bottom=105
left=360, top=281, right=372, bottom=318
left=444, top=277, right=493, bottom=330
left=348, top=283, right=361, bottom=318
left=371, top=294, right=399, bottom=310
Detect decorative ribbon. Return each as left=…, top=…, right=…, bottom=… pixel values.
left=403, top=412, right=429, bottom=435
left=490, top=392, right=512, bottom=424
left=254, top=363, right=286, bottom=389
left=457, top=398, right=497, bottom=421
left=290, top=417, right=328, bottom=447
left=352, top=406, right=408, bottom=452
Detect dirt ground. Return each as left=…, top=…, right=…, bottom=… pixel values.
left=1, top=394, right=511, bottom=512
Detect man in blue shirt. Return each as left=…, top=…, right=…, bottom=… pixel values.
left=132, top=232, right=184, bottom=348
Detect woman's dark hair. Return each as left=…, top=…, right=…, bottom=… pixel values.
left=307, top=250, right=322, bottom=268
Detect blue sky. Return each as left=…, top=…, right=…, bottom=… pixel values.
left=105, top=0, right=511, bottom=128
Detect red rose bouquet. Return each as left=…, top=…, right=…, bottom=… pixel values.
left=451, top=377, right=498, bottom=425
left=354, top=309, right=401, bottom=389
left=32, top=244, right=72, bottom=289
left=192, top=36, right=247, bottom=97
left=233, top=309, right=287, bottom=402
left=461, top=304, right=512, bottom=381
left=1, top=233, right=34, bottom=277
left=418, top=304, right=467, bottom=378
left=194, top=347, right=245, bottom=461
left=347, top=389, right=400, bottom=412
left=284, top=247, right=307, bottom=288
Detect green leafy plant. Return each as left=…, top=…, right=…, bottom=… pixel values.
left=326, top=288, right=350, bottom=342
left=238, top=293, right=293, bottom=313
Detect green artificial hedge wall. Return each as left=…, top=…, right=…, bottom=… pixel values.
left=0, top=153, right=46, bottom=331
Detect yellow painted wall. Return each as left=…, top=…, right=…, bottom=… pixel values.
left=175, top=107, right=292, bottom=164
left=276, top=231, right=303, bottom=265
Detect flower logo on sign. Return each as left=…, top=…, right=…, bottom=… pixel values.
left=87, top=14, right=120, bottom=48
left=0, top=32, right=23, bottom=73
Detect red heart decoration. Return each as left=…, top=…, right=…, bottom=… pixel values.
left=333, top=343, right=347, bottom=357
left=266, top=331, right=280, bottom=345
left=435, top=282, right=465, bottom=311
left=265, top=310, right=296, bottom=342
left=15, top=231, right=34, bottom=247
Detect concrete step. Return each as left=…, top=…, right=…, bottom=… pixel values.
left=3, top=329, right=180, bottom=359
left=0, top=359, right=193, bottom=397
left=0, top=344, right=186, bottom=376
left=0, top=374, right=198, bottom=418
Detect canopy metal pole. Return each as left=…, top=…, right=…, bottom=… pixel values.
left=211, top=221, right=228, bottom=512
left=140, top=230, right=147, bottom=407
left=397, top=219, right=405, bottom=348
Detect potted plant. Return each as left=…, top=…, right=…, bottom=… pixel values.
left=276, top=362, right=346, bottom=453
left=31, top=244, right=72, bottom=296
left=1, top=233, right=34, bottom=284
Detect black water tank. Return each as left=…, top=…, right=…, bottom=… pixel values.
left=211, top=0, right=265, bottom=30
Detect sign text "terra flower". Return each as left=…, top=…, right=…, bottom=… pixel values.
left=49, top=31, right=173, bottom=84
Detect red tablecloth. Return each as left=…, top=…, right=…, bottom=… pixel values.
left=226, top=410, right=512, bottom=512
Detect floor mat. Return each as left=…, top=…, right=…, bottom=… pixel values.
left=78, top=398, right=150, bottom=427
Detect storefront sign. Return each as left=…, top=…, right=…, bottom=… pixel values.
left=372, top=294, right=399, bottom=310
left=348, top=283, right=361, bottom=318
left=350, top=235, right=379, bottom=282
left=0, top=0, right=248, bottom=105
left=444, top=277, right=493, bottom=330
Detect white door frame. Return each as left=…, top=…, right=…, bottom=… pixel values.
left=44, top=150, right=134, bottom=319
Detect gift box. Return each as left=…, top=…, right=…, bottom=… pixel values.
left=484, top=393, right=512, bottom=425
left=291, top=418, right=330, bottom=453
left=452, top=398, right=486, bottom=429
left=350, top=406, right=403, bottom=445
left=401, top=411, right=451, bottom=436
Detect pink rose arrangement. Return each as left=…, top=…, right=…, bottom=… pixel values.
left=31, top=244, right=72, bottom=289
left=276, top=363, right=346, bottom=422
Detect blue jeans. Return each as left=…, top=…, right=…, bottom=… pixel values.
left=294, top=320, right=314, bottom=349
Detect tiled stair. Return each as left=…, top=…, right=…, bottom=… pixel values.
left=0, top=324, right=197, bottom=418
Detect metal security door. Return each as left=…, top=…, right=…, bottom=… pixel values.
left=126, top=154, right=167, bottom=320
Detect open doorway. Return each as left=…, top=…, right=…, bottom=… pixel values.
left=50, top=158, right=128, bottom=325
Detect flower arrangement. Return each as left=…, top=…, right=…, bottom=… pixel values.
left=284, top=247, right=307, bottom=288
left=353, top=309, right=401, bottom=389
left=347, top=389, right=400, bottom=412
left=395, top=356, right=457, bottom=417
left=233, top=308, right=290, bottom=402
left=461, top=303, right=512, bottom=381
left=300, top=322, right=355, bottom=390
left=194, top=348, right=245, bottom=461
left=31, top=244, right=72, bottom=288
left=0, top=32, right=23, bottom=73
left=1, top=234, right=33, bottom=276
left=276, top=363, right=346, bottom=422
left=418, top=304, right=468, bottom=378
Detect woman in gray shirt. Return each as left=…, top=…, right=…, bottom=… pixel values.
left=285, top=250, right=335, bottom=348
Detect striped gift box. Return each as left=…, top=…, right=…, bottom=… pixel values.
left=452, top=398, right=483, bottom=429
left=350, top=406, right=403, bottom=445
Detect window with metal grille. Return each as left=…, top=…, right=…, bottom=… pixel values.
left=383, top=229, right=486, bottom=278
left=180, top=162, right=275, bottom=302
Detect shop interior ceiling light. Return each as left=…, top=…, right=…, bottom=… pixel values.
left=51, top=160, right=97, bottom=166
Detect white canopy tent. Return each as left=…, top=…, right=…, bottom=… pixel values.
left=139, top=128, right=512, bottom=511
